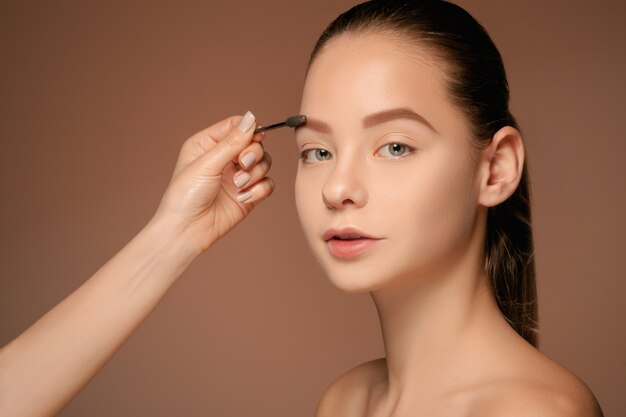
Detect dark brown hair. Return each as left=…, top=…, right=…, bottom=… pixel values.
left=306, top=0, right=539, bottom=347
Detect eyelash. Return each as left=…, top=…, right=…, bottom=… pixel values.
left=297, top=142, right=416, bottom=164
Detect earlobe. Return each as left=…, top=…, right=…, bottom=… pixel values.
left=477, top=126, right=525, bottom=207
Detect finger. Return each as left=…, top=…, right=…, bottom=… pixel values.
left=198, top=114, right=246, bottom=144
left=237, top=142, right=266, bottom=171
left=185, top=115, right=262, bottom=160
left=233, top=151, right=272, bottom=190
left=171, top=114, right=246, bottom=179
left=185, top=115, right=241, bottom=150
left=197, top=111, right=258, bottom=177
left=252, top=131, right=265, bottom=143
left=234, top=176, right=276, bottom=207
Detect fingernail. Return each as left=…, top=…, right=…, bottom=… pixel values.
left=237, top=111, right=255, bottom=133
left=236, top=190, right=253, bottom=203
left=234, top=171, right=251, bottom=188
left=241, top=152, right=256, bottom=169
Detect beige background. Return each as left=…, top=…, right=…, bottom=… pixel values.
left=1, top=1, right=624, bottom=416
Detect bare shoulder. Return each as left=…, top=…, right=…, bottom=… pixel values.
left=466, top=355, right=604, bottom=417
left=314, top=357, right=386, bottom=417
left=314, top=350, right=605, bottom=417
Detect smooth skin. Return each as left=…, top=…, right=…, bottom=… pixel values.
left=0, top=111, right=274, bottom=417
left=294, top=32, right=603, bottom=417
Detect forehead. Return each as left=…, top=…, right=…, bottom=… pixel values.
left=300, top=33, right=463, bottom=135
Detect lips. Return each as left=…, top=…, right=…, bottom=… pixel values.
left=324, top=228, right=383, bottom=258
left=323, top=227, right=382, bottom=241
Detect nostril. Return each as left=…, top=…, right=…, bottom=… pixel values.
left=321, top=180, right=367, bottom=210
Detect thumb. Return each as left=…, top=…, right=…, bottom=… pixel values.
left=198, top=111, right=257, bottom=177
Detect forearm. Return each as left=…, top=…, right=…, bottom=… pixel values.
left=0, top=218, right=201, bottom=417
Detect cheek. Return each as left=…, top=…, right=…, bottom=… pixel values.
left=418, top=173, right=474, bottom=244
left=384, top=151, right=478, bottom=272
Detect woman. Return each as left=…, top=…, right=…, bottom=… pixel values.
left=0, top=1, right=604, bottom=416
left=295, top=1, right=603, bottom=416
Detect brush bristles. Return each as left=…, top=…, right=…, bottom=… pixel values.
left=285, top=115, right=307, bottom=128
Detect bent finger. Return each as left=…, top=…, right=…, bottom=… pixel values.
left=197, top=112, right=258, bottom=177
left=187, top=113, right=254, bottom=153
left=252, top=131, right=265, bottom=143
left=236, top=142, right=267, bottom=170
left=233, top=151, right=272, bottom=190
left=234, top=176, right=275, bottom=207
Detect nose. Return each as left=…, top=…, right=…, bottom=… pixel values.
left=321, top=153, right=368, bottom=210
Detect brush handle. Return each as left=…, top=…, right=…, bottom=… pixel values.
left=253, top=115, right=306, bottom=134
left=254, top=121, right=287, bottom=134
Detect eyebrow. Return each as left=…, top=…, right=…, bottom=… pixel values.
left=295, top=107, right=438, bottom=135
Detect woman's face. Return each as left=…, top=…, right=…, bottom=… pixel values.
left=294, top=33, right=481, bottom=293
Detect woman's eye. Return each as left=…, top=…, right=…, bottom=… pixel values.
left=297, top=142, right=415, bottom=164
left=376, top=142, right=414, bottom=159
left=298, top=148, right=332, bottom=163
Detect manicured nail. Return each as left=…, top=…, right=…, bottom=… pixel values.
left=237, top=111, right=255, bottom=133
left=236, top=190, right=253, bottom=203
left=240, top=152, right=256, bottom=169
left=234, top=171, right=251, bottom=188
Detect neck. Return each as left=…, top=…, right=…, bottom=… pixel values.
left=368, top=210, right=519, bottom=405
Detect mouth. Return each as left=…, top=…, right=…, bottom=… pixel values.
left=322, top=228, right=383, bottom=241
left=322, top=227, right=384, bottom=258
left=325, top=236, right=382, bottom=258
left=328, top=236, right=377, bottom=241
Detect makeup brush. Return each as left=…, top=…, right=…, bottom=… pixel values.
left=253, top=115, right=307, bottom=134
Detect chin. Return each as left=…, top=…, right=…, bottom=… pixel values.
left=305, top=238, right=395, bottom=294
left=317, top=259, right=391, bottom=294
left=326, top=274, right=377, bottom=294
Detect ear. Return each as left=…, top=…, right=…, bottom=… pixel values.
left=477, top=126, right=525, bottom=207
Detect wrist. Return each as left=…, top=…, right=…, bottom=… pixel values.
left=141, top=215, right=204, bottom=264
